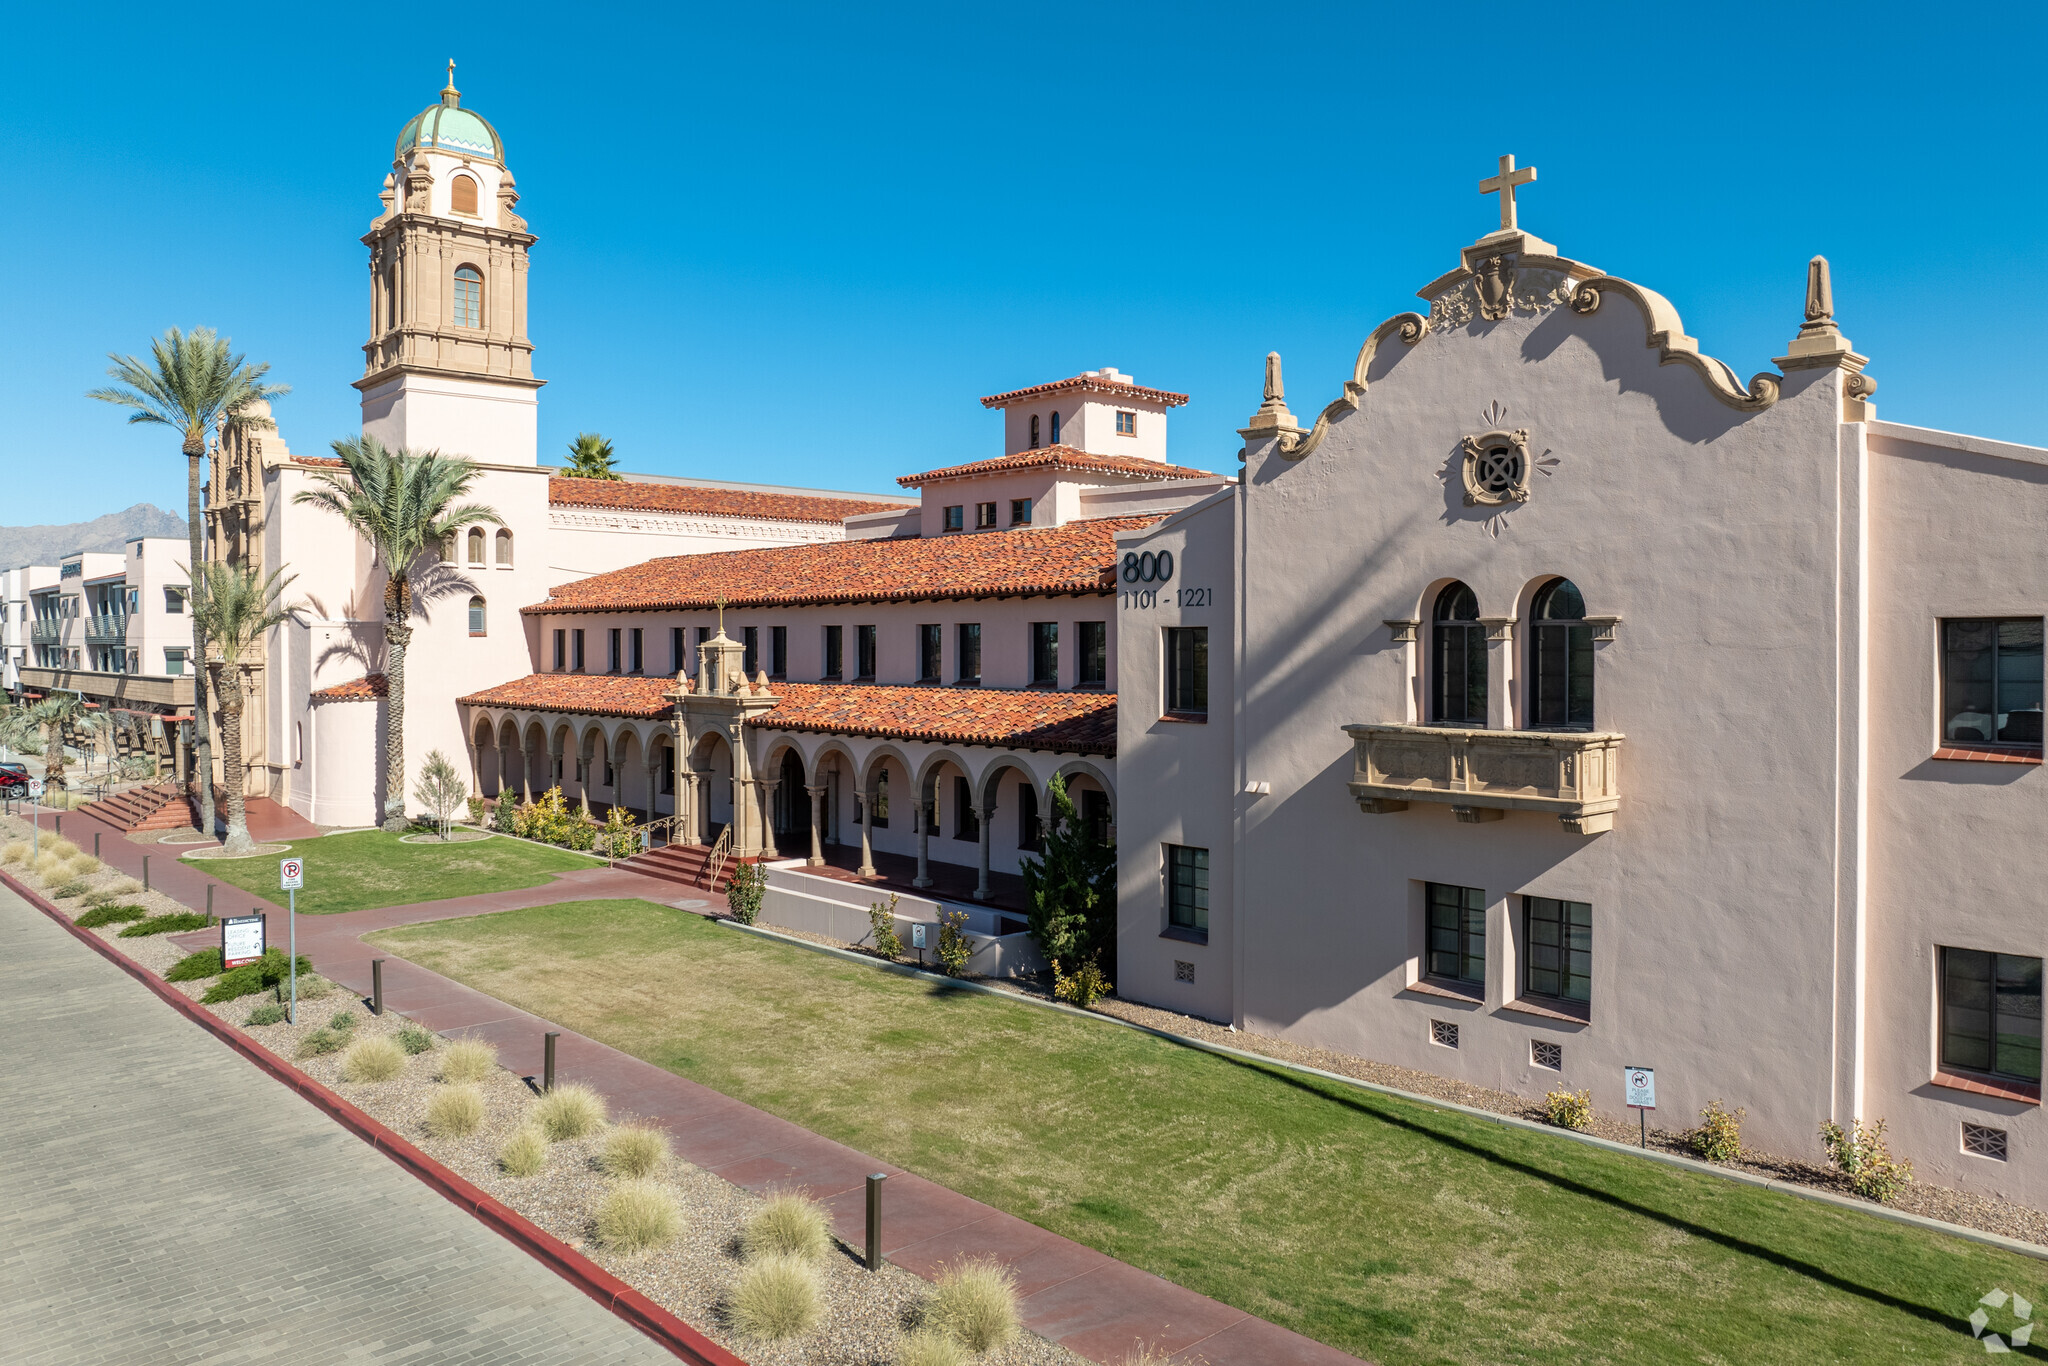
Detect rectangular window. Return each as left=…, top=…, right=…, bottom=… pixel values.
left=164, top=587, right=185, bottom=614
left=572, top=629, right=586, bottom=672
left=822, top=625, right=843, bottom=679
left=553, top=629, right=566, bottom=670
left=1167, top=845, right=1209, bottom=936
left=164, top=647, right=187, bottom=676
left=1942, top=947, right=2044, bottom=1082
left=856, top=624, right=877, bottom=680
left=953, top=775, right=979, bottom=840
left=1942, top=618, right=2045, bottom=748
left=743, top=626, right=759, bottom=677
left=672, top=626, right=685, bottom=674
left=976, top=501, right=997, bottom=529
left=1031, top=622, right=1059, bottom=686
left=607, top=628, right=621, bottom=673
left=1524, top=897, right=1592, bottom=1004
left=1165, top=626, right=1208, bottom=715
left=1017, top=782, right=1040, bottom=851
left=770, top=625, right=787, bottom=678
left=1010, top=498, right=1032, bottom=526
left=1426, top=882, right=1485, bottom=985
left=943, top=505, right=964, bottom=533
left=1116, top=410, right=1137, bottom=436
left=918, top=624, right=941, bottom=682
left=957, top=623, right=981, bottom=683
left=629, top=628, right=644, bottom=674
left=1077, top=621, right=1107, bottom=688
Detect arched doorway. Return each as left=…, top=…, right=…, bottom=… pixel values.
left=773, top=748, right=809, bottom=844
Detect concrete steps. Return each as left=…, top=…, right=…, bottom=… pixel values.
left=75, top=783, right=196, bottom=833
left=617, top=841, right=742, bottom=893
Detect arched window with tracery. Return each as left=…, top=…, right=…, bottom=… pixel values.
left=453, top=265, right=483, bottom=328
left=1431, top=582, right=1486, bottom=725
left=495, top=528, right=514, bottom=566
left=468, top=595, right=487, bottom=636
left=467, top=527, right=485, bottom=564
left=450, top=173, right=479, bottom=216
left=1529, top=578, right=1593, bottom=730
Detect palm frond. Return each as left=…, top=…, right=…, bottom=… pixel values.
left=185, top=561, right=302, bottom=665
left=86, top=325, right=290, bottom=444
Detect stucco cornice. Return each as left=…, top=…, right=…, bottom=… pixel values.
left=1865, top=420, right=2048, bottom=471
left=1568, top=277, right=1780, bottom=412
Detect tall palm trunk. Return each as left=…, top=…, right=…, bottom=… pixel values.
left=382, top=577, right=411, bottom=832
left=43, top=724, right=64, bottom=788
left=185, top=437, right=215, bottom=836
left=216, top=664, right=252, bottom=853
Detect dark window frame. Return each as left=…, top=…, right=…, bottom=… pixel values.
left=671, top=626, right=685, bottom=674
left=629, top=627, right=644, bottom=674
left=1426, top=882, right=1486, bottom=986
left=607, top=628, right=621, bottom=674
left=957, top=622, right=981, bottom=684
left=1941, top=946, right=2044, bottom=1084
left=1523, top=896, right=1592, bottom=1005
left=770, top=625, right=788, bottom=679
left=976, top=502, right=998, bottom=530
left=1165, top=626, right=1208, bottom=716
left=553, top=628, right=566, bottom=670
left=1431, top=582, right=1486, bottom=726
left=918, top=624, right=941, bottom=682
left=822, top=625, right=844, bottom=680
left=1010, top=498, right=1033, bottom=526
left=571, top=629, right=586, bottom=673
left=856, top=624, right=877, bottom=680
left=1528, top=578, right=1594, bottom=731
left=942, top=504, right=964, bottom=533
left=1941, top=617, right=2044, bottom=749
left=1077, top=621, right=1107, bottom=688
left=1166, top=844, right=1209, bottom=938
left=1031, top=622, right=1059, bottom=687
left=743, top=625, right=759, bottom=677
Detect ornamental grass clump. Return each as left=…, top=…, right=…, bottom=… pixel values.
left=1820, top=1117, right=1914, bottom=1202
left=729, top=1253, right=822, bottom=1342
left=52, top=878, right=90, bottom=900
left=1, top=841, right=26, bottom=864
left=741, top=1192, right=831, bottom=1262
left=47, top=838, right=79, bottom=861
left=245, top=1001, right=287, bottom=1026
left=896, top=1329, right=968, bottom=1366
left=66, top=854, right=101, bottom=877
left=438, top=1038, right=498, bottom=1084
left=499, top=1125, right=549, bottom=1177
left=426, top=1084, right=486, bottom=1138
left=1544, top=1088, right=1594, bottom=1131
left=33, top=851, right=68, bottom=881
left=1688, top=1100, right=1746, bottom=1164
left=594, top=1179, right=683, bottom=1255
left=341, top=1035, right=407, bottom=1083
left=601, top=1123, right=670, bottom=1179
left=534, top=1082, right=607, bottom=1141
left=928, top=1258, right=1020, bottom=1354
left=298, top=1027, right=349, bottom=1057
left=397, top=1023, right=436, bottom=1055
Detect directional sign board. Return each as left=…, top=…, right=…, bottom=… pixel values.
left=1624, top=1066, right=1656, bottom=1111
left=221, top=914, right=266, bottom=969
left=280, top=858, right=304, bottom=891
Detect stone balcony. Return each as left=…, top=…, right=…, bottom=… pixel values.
left=1340, top=723, right=1623, bottom=834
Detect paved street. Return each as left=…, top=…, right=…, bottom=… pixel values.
left=0, top=884, right=677, bottom=1366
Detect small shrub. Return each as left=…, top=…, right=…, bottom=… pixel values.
left=76, top=902, right=148, bottom=927
left=82, top=889, right=121, bottom=908
left=439, top=1038, right=498, bottom=1084
left=499, top=1125, right=549, bottom=1177
left=1052, top=955, right=1112, bottom=1007
left=33, top=851, right=68, bottom=880
left=1113, top=1346, right=1169, bottom=1366
left=426, top=1084, right=486, bottom=1137
left=297, top=1027, right=348, bottom=1057
left=493, top=789, right=518, bottom=832
left=928, top=1258, right=1019, bottom=1354
left=595, top=803, right=640, bottom=860
left=601, top=1124, right=670, bottom=1179
left=202, top=948, right=313, bottom=1002
left=726, top=859, right=766, bottom=924
left=868, top=894, right=902, bottom=958
left=66, top=854, right=101, bottom=877
left=166, top=948, right=225, bottom=981
left=595, top=1178, right=684, bottom=1255
left=534, top=1082, right=607, bottom=1141
left=119, top=912, right=213, bottom=938
left=397, top=1023, right=436, bottom=1055
left=1688, top=1100, right=1746, bottom=1164
left=741, top=1192, right=830, bottom=1262
left=48, top=838, right=78, bottom=861
left=466, top=794, right=489, bottom=825
left=1544, top=1089, right=1593, bottom=1131
left=729, top=1253, right=822, bottom=1341
left=245, top=1002, right=287, bottom=1026
left=51, top=879, right=89, bottom=899
left=1, top=841, right=27, bottom=865
left=329, top=1009, right=357, bottom=1032
left=294, top=972, right=335, bottom=1000
left=896, top=1329, right=968, bottom=1366
left=935, top=909, right=975, bottom=978
left=109, top=876, right=143, bottom=895
left=341, top=1035, right=407, bottom=1083
left=1820, top=1117, right=1914, bottom=1202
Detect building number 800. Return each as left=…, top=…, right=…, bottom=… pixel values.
left=1121, top=551, right=1173, bottom=584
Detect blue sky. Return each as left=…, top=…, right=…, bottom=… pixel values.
left=3, top=2, right=2043, bottom=525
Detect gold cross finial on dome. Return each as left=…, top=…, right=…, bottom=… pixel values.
left=1479, top=154, right=1537, bottom=233
left=441, top=59, right=460, bottom=106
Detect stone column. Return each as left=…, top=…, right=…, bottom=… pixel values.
left=759, top=778, right=780, bottom=859
left=647, top=760, right=662, bottom=825
left=857, top=784, right=876, bottom=877
left=913, top=788, right=932, bottom=889
left=681, top=771, right=702, bottom=845
left=805, top=784, right=826, bottom=867
left=1479, top=617, right=1517, bottom=731
left=973, top=802, right=993, bottom=901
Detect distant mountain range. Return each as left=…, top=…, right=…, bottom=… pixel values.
left=0, top=504, right=188, bottom=570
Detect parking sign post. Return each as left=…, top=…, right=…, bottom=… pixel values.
left=26, top=778, right=42, bottom=856
left=280, top=858, right=305, bottom=1022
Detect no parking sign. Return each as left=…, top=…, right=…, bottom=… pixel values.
left=280, top=858, right=304, bottom=891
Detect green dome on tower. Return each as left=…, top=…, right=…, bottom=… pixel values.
left=395, top=63, right=503, bottom=164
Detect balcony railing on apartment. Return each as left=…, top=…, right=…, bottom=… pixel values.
left=28, top=620, right=60, bottom=643
left=85, top=612, right=129, bottom=644
left=1341, top=722, right=1624, bottom=834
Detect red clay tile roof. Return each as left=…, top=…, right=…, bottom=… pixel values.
left=898, top=445, right=1213, bottom=488
left=548, top=477, right=909, bottom=525
left=457, top=673, right=674, bottom=718
left=292, top=455, right=346, bottom=468
left=311, top=673, right=387, bottom=701
left=457, top=675, right=1117, bottom=754
left=981, top=372, right=1188, bottom=409
left=525, top=515, right=1160, bottom=615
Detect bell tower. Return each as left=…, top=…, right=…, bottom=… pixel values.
left=356, top=63, right=542, bottom=465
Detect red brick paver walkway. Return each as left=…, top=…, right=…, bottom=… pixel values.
left=71, top=808, right=1364, bottom=1366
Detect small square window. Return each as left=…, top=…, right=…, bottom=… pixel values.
left=1532, top=1040, right=1563, bottom=1071
left=1010, top=498, right=1032, bottom=526
left=1174, top=959, right=1195, bottom=983
left=1430, top=1019, right=1460, bottom=1049
left=943, top=505, right=964, bottom=532
left=976, top=501, right=997, bottom=529
left=1116, top=410, right=1137, bottom=436
left=1963, top=1122, right=2009, bottom=1161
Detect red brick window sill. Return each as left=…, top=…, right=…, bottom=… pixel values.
left=1931, top=1070, right=2041, bottom=1105
left=1932, top=745, right=2042, bottom=765
left=1402, top=977, right=1483, bottom=1006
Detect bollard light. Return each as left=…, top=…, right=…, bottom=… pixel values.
left=143, top=855, right=150, bottom=892
left=94, top=833, right=100, bottom=858
left=865, top=1172, right=888, bottom=1270
left=544, top=1031, right=560, bottom=1091
left=371, top=959, right=385, bottom=1016
left=54, top=814, right=61, bottom=837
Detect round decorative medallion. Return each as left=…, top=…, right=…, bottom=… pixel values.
left=1460, top=428, right=1532, bottom=506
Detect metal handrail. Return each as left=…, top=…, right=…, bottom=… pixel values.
left=702, top=825, right=733, bottom=888
left=638, top=813, right=686, bottom=853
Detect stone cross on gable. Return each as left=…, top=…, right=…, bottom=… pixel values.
left=1479, top=154, right=1537, bottom=233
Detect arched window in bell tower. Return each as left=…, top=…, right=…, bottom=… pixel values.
left=450, top=173, right=479, bottom=216
left=453, top=265, right=483, bottom=329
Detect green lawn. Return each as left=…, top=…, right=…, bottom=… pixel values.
left=198, top=830, right=599, bottom=915
left=369, top=898, right=2041, bottom=1365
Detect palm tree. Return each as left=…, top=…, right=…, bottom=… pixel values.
left=88, top=326, right=289, bottom=837
left=562, top=432, right=621, bottom=479
left=25, top=693, right=85, bottom=790
left=293, top=436, right=500, bottom=831
left=188, top=561, right=301, bottom=853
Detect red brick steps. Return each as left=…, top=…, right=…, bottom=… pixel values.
left=75, top=782, right=196, bottom=833
left=617, top=841, right=742, bottom=893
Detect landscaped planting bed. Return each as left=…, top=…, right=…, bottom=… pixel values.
left=190, top=827, right=603, bottom=915
left=371, top=897, right=2048, bottom=1366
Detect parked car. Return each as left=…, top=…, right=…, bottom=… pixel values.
left=0, top=764, right=29, bottom=792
